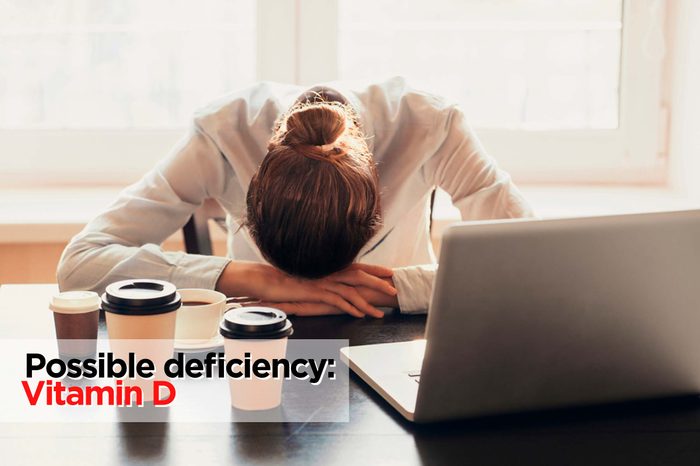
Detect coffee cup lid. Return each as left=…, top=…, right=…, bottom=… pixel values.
left=219, top=307, right=293, bottom=339
left=50, top=291, right=101, bottom=314
left=101, top=279, right=181, bottom=315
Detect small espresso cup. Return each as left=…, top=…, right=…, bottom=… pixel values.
left=49, top=291, right=101, bottom=359
left=219, top=307, right=294, bottom=411
left=175, top=289, right=228, bottom=343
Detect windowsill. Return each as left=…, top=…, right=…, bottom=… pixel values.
left=433, top=185, right=700, bottom=240
left=2, top=186, right=700, bottom=244
left=433, top=185, right=700, bottom=220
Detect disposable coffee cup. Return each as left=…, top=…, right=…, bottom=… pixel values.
left=219, top=307, right=293, bottom=411
left=102, top=279, right=181, bottom=402
left=175, top=289, right=228, bottom=343
left=102, top=279, right=181, bottom=339
left=49, top=291, right=101, bottom=359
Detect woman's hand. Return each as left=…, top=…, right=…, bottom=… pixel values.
left=253, top=273, right=400, bottom=318
left=216, top=261, right=397, bottom=318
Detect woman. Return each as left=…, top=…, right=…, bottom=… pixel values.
left=57, top=77, right=533, bottom=317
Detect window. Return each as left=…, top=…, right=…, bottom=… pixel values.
left=338, top=0, right=622, bottom=130
left=0, top=0, right=666, bottom=186
left=0, top=0, right=256, bottom=128
left=333, top=0, right=666, bottom=183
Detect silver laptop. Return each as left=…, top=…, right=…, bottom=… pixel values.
left=341, top=210, right=700, bottom=422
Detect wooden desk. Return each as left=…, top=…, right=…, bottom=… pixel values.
left=2, top=284, right=700, bottom=465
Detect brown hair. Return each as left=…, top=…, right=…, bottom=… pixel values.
left=245, top=100, right=381, bottom=279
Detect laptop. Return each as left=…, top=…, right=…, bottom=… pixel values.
left=341, top=210, right=700, bottom=422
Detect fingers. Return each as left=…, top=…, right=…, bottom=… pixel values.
left=321, top=281, right=384, bottom=318
left=349, top=263, right=394, bottom=278
left=251, top=264, right=390, bottom=319
left=323, top=292, right=365, bottom=318
left=299, top=284, right=365, bottom=318
left=281, top=281, right=363, bottom=318
left=333, top=269, right=397, bottom=296
left=260, top=302, right=343, bottom=316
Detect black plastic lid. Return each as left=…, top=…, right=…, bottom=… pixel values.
left=101, top=279, right=181, bottom=315
left=219, top=307, right=293, bottom=339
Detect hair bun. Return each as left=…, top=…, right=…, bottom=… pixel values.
left=282, top=104, right=347, bottom=147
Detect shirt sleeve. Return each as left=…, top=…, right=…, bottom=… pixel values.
left=392, top=264, right=437, bottom=314
left=57, top=120, right=234, bottom=294
left=392, top=107, right=535, bottom=314
left=423, top=106, right=534, bottom=220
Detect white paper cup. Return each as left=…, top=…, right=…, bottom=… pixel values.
left=175, top=289, right=227, bottom=343
left=219, top=307, right=293, bottom=411
left=102, top=279, right=181, bottom=403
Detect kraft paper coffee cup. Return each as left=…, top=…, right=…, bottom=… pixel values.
left=175, top=289, right=228, bottom=343
left=219, top=307, right=293, bottom=411
left=49, top=291, right=101, bottom=359
left=102, top=279, right=181, bottom=402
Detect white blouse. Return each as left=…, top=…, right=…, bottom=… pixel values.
left=57, top=77, right=533, bottom=313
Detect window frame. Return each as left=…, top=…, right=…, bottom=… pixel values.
left=0, top=0, right=667, bottom=187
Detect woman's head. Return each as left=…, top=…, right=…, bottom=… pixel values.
left=245, top=99, right=381, bottom=279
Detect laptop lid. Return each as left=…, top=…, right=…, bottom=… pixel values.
left=414, top=210, right=700, bottom=422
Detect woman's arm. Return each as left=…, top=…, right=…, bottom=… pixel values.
left=217, top=261, right=396, bottom=318
left=57, top=121, right=232, bottom=294
left=245, top=264, right=398, bottom=317
left=423, top=107, right=534, bottom=220
left=387, top=107, right=535, bottom=313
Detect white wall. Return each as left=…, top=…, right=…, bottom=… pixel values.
left=667, top=0, right=700, bottom=197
